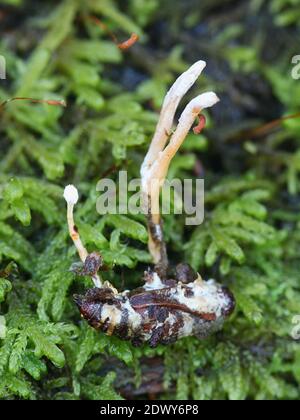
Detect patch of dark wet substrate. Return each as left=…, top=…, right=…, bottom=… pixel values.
left=160, top=0, right=286, bottom=122
left=0, top=0, right=59, bottom=29
left=102, top=356, right=170, bottom=399
left=110, top=0, right=298, bottom=175
left=112, top=0, right=292, bottom=124
left=0, top=0, right=60, bottom=61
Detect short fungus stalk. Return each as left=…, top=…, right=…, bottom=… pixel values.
left=63, top=185, right=102, bottom=288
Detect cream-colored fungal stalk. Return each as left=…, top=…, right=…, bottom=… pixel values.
left=141, top=61, right=219, bottom=274
left=64, top=185, right=102, bottom=288
left=141, top=60, right=207, bottom=173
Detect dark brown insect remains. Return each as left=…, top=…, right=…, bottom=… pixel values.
left=74, top=265, right=235, bottom=348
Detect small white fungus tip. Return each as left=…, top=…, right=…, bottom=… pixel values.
left=171, top=60, right=207, bottom=98
left=191, top=60, right=207, bottom=72
left=195, top=92, right=220, bottom=109
left=63, top=185, right=79, bottom=205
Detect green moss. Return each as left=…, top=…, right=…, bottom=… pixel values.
left=0, top=0, right=299, bottom=400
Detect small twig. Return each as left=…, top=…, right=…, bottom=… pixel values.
left=117, top=33, right=139, bottom=50
left=233, top=111, right=300, bottom=141
left=87, top=15, right=139, bottom=50
left=193, top=114, right=207, bottom=135
left=0, top=97, right=66, bottom=112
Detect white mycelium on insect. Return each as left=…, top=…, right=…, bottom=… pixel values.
left=66, top=60, right=235, bottom=347
left=143, top=272, right=165, bottom=290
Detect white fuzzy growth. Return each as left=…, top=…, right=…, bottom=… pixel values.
left=178, top=313, right=195, bottom=337
left=154, top=224, right=163, bottom=241
left=174, top=280, right=229, bottom=318
left=101, top=304, right=122, bottom=326
left=144, top=272, right=165, bottom=290
left=63, top=185, right=79, bottom=205
left=123, top=300, right=143, bottom=330
left=196, top=91, right=220, bottom=108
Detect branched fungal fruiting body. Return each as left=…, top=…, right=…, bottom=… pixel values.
left=64, top=60, right=235, bottom=346
left=140, top=60, right=219, bottom=276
